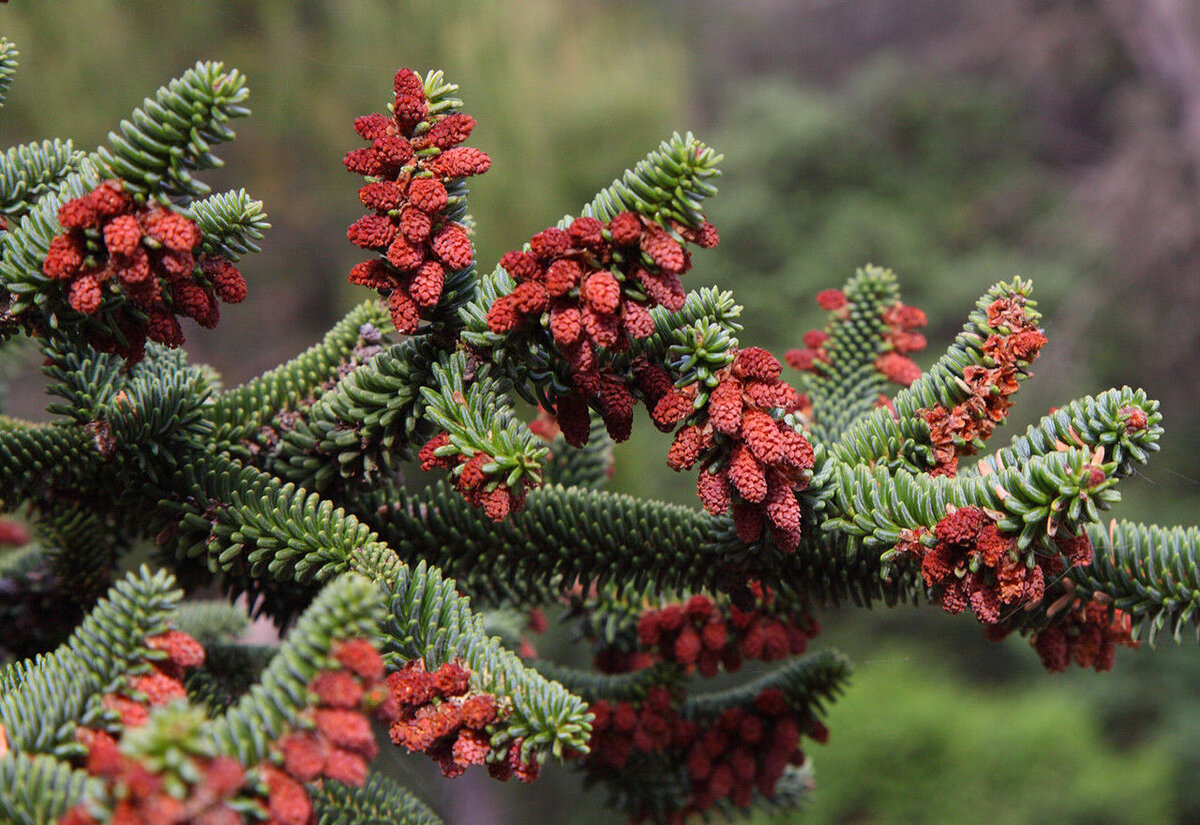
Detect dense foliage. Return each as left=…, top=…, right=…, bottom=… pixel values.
left=1, top=18, right=1199, bottom=825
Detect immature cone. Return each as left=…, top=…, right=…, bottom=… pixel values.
left=39, top=180, right=245, bottom=364
left=344, top=68, right=491, bottom=333
left=419, top=430, right=534, bottom=520
left=664, top=347, right=814, bottom=552
left=483, top=212, right=718, bottom=445
left=386, top=659, right=522, bottom=780
left=917, top=295, right=1046, bottom=475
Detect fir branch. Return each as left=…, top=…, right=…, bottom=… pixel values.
left=311, top=772, right=444, bottom=825
left=632, top=286, right=744, bottom=402
left=580, top=131, right=722, bottom=229
left=799, top=265, right=900, bottom=445
left=206, top=572, right=382, bottom=766
left=91, top=61, right=250, bottom=198
left=164, top=454, right=594, bottom=759
left=533, top=660, right=682, bottom=703
left=892, top=278, right=1039, bottom=417
left=0, top=140, right=86, bottom=219
left=172, top=600, right=251, bottom=647
left=348, top=552, right=593, bottom=758
left=271, top=336, right=442, bottom=494
left=420, top=350, right=548, bottom=490
left=210, top=300, right=391, bottom=446
left=42, top=343, right=127, bottom=424
left=0, top=38, right=18, bottom=110
left=825, top=449, right=1124, bottom=557
left=0, top=752, right=99, bottom=825
left=779, top=529, right=915, bottom=609
left=187, top=188, right=269, bottom=260
left=0, top=421, right=108, bottom=510
left=541, top=419, right=614, bottom=489
left=682, top=649, right=851, bottom=720
left=833, top=278, right=1038, bottom=470
left=970, top=386, right=1162, bottom=480
left=362, top=481, right=729, bottom=605
left=33, top=501, right=125, bottom=604
left=0, top=566, right=180, bottom=759
left=103, top=346, right=214, bottom=481
left=0, top=168, right=98, bottom=321
left=1073, top=520, right=1200, bottom=645
left=184, top=642, right=272, bottom=714
left=163, top=452, right=383, bottom=584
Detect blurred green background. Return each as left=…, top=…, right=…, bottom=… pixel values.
left=4, top=1, right=1200, bottom=822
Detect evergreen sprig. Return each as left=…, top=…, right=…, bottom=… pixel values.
left=206, top=572, right=382, bottom=766
left=419, top=350, right=548, bottom=491
left=579, top=131, right=722, bottom=228
left=833, top=278, right=1038, bottom=469
left=91, top=61, right=250, bottom=198
left=1075, top=520, right=1200, bottom=644
left=0, top=566, right=180, bottom=759
left=210, top=299, right=391, bottom=447
left=798, top=264, right=900, bottom=445
left=365, top=481, right=727, bottom=605
left=272, top=335, right=441, bottom=493
left=0, top=140, right=85, bottom=219
left=0, top=752, right=98, bottom=825
left=0, top=38, right=18, bottom=110
left=188, top=188, right=270, bottom=260
left=351, top=554, right=593, bottom=758
left=311, top=772, right=445, bottom=825
left=971, top=386, right=1162, bottom=480
left=540, top=419, right=614, bottom=489
left=682, top=649, right=851, bottom=720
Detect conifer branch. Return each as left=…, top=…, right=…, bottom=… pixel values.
left=165, top=453, right=594, bottom=761
left=33, top=501, right=126, bottom=603
left=171, top=600, right=250, bottom=647
left=833, top=278, right=1039, bottom=469
left=419, top=350, right=548, bottom=492
left=826, top=448, right=1126, bottom=557
left=206, top=573, right=382, bottom=766
left=187, top=188, right=270, bottom=260
left=970, top=386, right=1162, bottom=479
left=533, top=660, right=683, bottom=702
left=91, top=61, right=250, bottom=198
left=0, top=140, right=85, bottom=219
left=271, top=336, right=442, bottom=494
left=42, top=343, right=127, bottom=424
left=1073, top=520, right=1200, bottom=644
left=310, top=772, right=445, bottom=825
left=0, top=168, right=98, bottom=321
left=541, top=419, right=615, bottom=489
left=363, top=481, right=729, bottom=605
left=0, top=566, right=180, bottom=759
left=0, top=421, right=108, bottom=509
left=210, top=300, right=392, bottom=447
left=347, top=553, right=593, bottom=758
left=797, top=265, right=900, bottom=445
left=0, top=752, right=99, bottom=825
left=163, top=452, right=383, bottom=584
left=0, top=38, right=18, bottom=109
left=579, top=132, right=722, bottom=228
left=682, top=649, right=851, bottom=720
